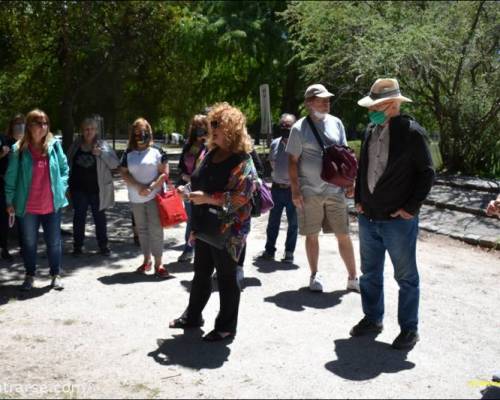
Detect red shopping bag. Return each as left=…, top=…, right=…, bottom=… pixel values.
left=155, top=182, right=188, bottom=228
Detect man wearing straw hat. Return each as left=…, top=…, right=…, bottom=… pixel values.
left=350, top=78, right=435, bottom=350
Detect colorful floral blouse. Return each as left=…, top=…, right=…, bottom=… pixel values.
left=188, top=149, right=257, bottom=262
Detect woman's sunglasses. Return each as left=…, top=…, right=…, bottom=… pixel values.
left=31, top=121, right=48, bottom=128
left=210, top=120, right=219, bottom=129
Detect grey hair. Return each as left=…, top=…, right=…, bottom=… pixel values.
left=80, top=117, right=98, bottom=130
left=280, top=113, right=296, bottom=123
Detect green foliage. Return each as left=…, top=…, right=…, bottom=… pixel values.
left=282, top=0, right=499, bottom=177
left=0, top=1, right=297, bottom=145
left=0, top=1, right=497, bottom=177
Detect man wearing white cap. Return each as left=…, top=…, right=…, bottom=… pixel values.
left=286, top=83, right=359, bottom=293
left=350, top=78, right=435, bottom=350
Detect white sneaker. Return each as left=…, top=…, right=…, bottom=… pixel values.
left=309, top=274, right=323, bottom=292
left=347, top=277, right=360, bottom=292
left=236, top=266, right=244, bottom=284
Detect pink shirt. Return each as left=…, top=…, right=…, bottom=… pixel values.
left=25, top=145, right=54, bottom=215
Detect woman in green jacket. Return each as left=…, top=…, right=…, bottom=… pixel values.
left=5, top=109, right=69, bottom=292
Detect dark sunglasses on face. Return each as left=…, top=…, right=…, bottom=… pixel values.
left=31, top=121, right=48, bottom=128
left=210, top=120, right=219, bottom=129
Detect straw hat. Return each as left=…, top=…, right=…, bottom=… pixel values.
left=358, top=78, right=412, bottom=107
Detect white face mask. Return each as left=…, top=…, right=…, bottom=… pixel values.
left=313, top=110, right=327, bottom=120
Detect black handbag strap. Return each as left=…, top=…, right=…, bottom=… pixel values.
left=306, top=116, right=326, bottom=153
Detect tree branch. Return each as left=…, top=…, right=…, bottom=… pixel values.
left=451, top=0, right=485, bottom=95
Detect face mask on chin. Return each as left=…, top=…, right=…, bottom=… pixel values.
left=312, top=110, right=327, bottom=120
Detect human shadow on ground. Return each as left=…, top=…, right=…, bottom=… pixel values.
left=148, top=329, right=232, bottom=370
left=252, top=258, right=300, bottom=273
left=0, top=284, right=52, bottom=306
left=325, top=335, right=415, bottom=381
left=98, top=270, right=176, bottom=285
left=264, top=287, right=349, bottom=312
left=180, top=276, right=262, bottom=293
left=166, top=261, right=194, bottom=274
left=481, top=385, right=500, bottom=399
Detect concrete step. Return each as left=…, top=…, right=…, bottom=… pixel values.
left=435, top=174, right=499, bottom=193
left=424, top=185, right=493, bottom=216
left=418, top=205, right=500, bottom=248
left=347, top=200, right=500, bottom=249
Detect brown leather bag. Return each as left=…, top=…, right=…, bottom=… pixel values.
left=306, top=116, right=358, bottom=188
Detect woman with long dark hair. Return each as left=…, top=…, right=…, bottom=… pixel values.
left=0, top=114, right=25, bottom=260
left=176, top=114, right=208, bottom=262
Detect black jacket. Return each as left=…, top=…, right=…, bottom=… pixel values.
left=354, top=115, right=435, bottom=219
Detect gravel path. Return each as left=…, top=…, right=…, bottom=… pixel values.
left=0, top=181, right=499, bottom=399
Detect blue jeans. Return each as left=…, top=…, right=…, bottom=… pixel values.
left=20, top=210, right=62, bottom=277
left=72, top=191, right=107, bottom=249
left=264, top=187, right=298, bottom=255
left=358, top=214, right=420, bottom=331
left=183, top=200, right=193, bottom=252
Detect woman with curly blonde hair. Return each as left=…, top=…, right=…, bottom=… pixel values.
left=170, top=102, right=257, bottom=342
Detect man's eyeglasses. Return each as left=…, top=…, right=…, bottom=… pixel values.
left=210, top=120, right=219, bottom=129
left=31, top=121, right=48, bottom=128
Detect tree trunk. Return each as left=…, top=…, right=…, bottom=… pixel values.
left=281, top=60, right=301, bottom=117
left=61, top=94, right=74, bottom=152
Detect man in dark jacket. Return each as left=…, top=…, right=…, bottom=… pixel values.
left=350, top=78, right=435, bottom=350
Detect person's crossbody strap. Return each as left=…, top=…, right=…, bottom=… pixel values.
left=306, top=116, right=326, bottom=153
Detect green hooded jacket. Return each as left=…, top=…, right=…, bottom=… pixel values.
left=5, top=138, right=69, bottom=217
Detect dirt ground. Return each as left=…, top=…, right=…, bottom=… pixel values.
left=0, top=184, right=499, bottom=399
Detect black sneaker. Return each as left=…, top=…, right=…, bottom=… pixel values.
left=1, top=248, right=13, bottom=261
left=350, top=317, right=383, bottom=336
left=392, top=330, right=419, bottom=350
left=20, top=276, right=34, bottom=292
left=72, top=247, right=83, bottom=256
left=100, top=247, right=111, bottom=256
left=258, top=251, right=275, bottom=261
left=280, top=251, right=294, bottom=264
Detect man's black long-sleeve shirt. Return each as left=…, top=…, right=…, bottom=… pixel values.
left=354, top=115, right=435, bottom=219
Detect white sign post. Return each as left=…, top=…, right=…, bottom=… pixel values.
left=259, top=84, right=272, bottom=147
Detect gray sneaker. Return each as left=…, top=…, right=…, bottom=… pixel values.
left=280, top=251, right=294, bottom=263
left=50, top=275, right=64, bottom=291
left=20, top=276, right=34, bottom=292
left=309, top=274, right=323, bottom=292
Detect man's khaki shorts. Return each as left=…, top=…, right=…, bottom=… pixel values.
left=298, top=194, right=349, bottom=236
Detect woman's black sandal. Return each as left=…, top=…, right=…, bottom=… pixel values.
left=169, top=317, right=204, bottom=329
left=202, top=330, right=235, bottom=342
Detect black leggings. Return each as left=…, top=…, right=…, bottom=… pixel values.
left=185, top=239, right=240, bottom=333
